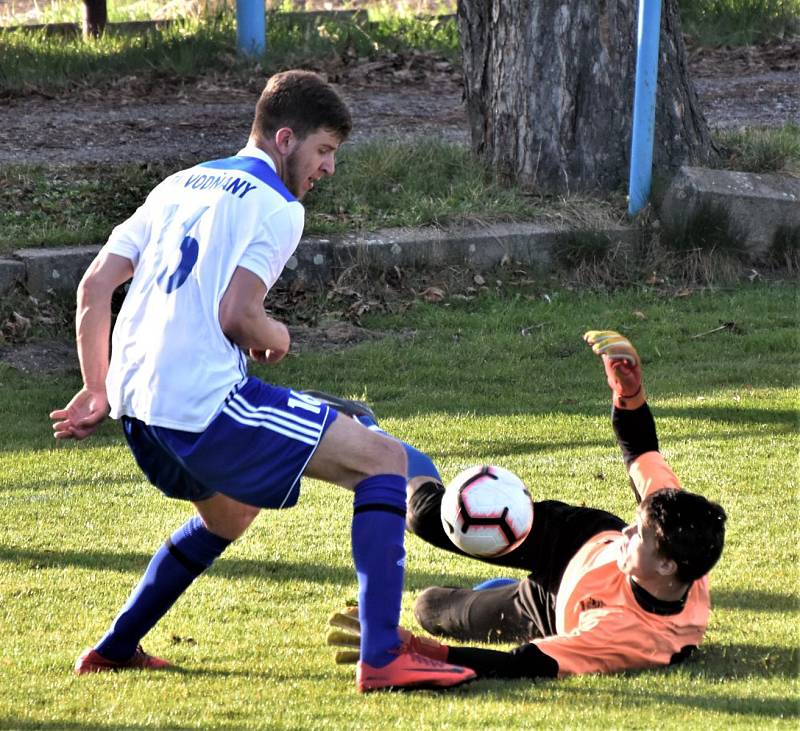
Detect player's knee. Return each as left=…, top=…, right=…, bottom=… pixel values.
left=200, top=503, right=260, bottom=541
left=360, top=432, right=406, bottom=478
left=383, top=435, right=407, bottom=474
left=414, top=587, right=439, bottom=632
left=414, top=586, right=454, bottom=636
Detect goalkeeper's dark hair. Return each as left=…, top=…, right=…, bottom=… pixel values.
left=251, top=70, right=352, bottom=142
left=640, top=489, right=726, bottom=583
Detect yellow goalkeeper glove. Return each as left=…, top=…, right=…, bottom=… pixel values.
left=327, top=605, right=361, bottom=665
left=326, top=605, right=449, bottom=665
left=583, top=330, right=646, bottom=409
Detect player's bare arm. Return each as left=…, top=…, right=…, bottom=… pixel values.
left=218, top=266, right=290, bottom=364
left=49, top=252, right=134, bottom=440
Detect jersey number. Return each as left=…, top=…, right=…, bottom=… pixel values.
left=287, top=391, right=322, bottom=415
left=157, top=206, right=209, bottom=293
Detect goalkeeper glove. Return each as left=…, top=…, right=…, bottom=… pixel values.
left=327, top=606, right=361, bottom=665
left=583, top=330, right=646, bottom=409
left=327, top=605, right=449, bottom=665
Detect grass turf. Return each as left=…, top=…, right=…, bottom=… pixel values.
left=0, top=142, right=627, bottom=257
left=678, top=0, right=800, bottom=46
left=4, top=128, right=799, bottom=257
left=0, top=9, right=459, bottom=95
left=0, top=284, right=797, bottom=728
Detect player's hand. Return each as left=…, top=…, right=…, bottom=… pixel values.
left=326, top=604, right=449, bottom=665
left=249, top=347, right=288, bottom=364
left=327, top=605, right=361, bottom=665
left=583, top=330, right=646, bottom=409
left=49, top=386, right=110, bottom=440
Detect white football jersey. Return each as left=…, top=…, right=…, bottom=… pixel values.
left=103, top=146, right=304, bottom=431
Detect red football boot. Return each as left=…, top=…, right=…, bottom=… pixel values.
left=356, top=647, right=475, bottom=692
left=398, top=627, right=449, bottom=662
left=74, top=645, right=172, bottom=675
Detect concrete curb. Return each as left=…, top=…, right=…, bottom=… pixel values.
left=658, top=166, right=800, bottom=257
left=284, top=223, right=640, bottom=285
left=2, top=223, right=640, bottom=299
left=2, top=167, right=796, bottom=299
left=0, top=258, right=25, bottom=297
left=9, top=246, right=101, bottom=299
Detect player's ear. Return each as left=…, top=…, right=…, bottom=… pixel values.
left=656, top=557, right=678, bottom=578
left=274, top=127, right=298, bottom=155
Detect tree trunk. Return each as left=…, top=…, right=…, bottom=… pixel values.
left=82, top=0, right=108, bottom=40
left=457, top=0, right=718, bottom=194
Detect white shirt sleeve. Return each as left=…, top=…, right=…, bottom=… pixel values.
left=102, top=199, right=154, bottom=267
left=237, top=201, right=305, bottom=291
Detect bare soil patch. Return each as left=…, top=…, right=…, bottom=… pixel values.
left=0, top=261, right=445, bottom=373
left=689, top=40, right=800, bottom=129
left=0, top=338, right=79, bottom=374
left=1, top=41, right=796, bottom=167
left=0, top=325, right=392, bottom=375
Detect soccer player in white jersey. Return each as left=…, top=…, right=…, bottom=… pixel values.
left=49, top=70, right=474, bottom=693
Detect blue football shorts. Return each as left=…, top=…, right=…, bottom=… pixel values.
left=121, top=377, right=338, bottom=509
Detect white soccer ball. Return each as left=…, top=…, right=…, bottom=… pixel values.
left=440, top=465, right=533, bottom=558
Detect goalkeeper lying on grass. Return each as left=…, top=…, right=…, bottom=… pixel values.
left=315, top=330, right=727, bottom=681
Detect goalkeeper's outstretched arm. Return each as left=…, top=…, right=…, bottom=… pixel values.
left=583, top=330, right=679, bottom=503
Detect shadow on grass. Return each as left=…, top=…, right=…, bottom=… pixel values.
left=0, top=642, right=796, bottom=730
left=0, top=723, right=198, bottom=731
left=712, top=588, right=800, bottom=613
left=0, top=544, right=488, bottom=590
left=2, top=402, right=795, bottom=463
left=181, top=642, right=799, bottom=684
left=384, top=399, right=800, bottom=430
left=0, top=475, right=143, bottom=492
left=439, top=420, right=796, bottom=463
left=545, top=673, right=798, bottom=718
left=684, top=642, right=799, bottom=680
left=177, top=666, right=332, bottom=682
left=3, top=410, right=796, bottom=461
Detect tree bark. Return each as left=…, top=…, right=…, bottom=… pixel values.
left=82, top=0, right=108, bottom=40
left=457, top=0, right=718, bottom=194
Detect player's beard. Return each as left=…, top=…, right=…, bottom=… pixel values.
left=283, top=149, right=305, bottom=200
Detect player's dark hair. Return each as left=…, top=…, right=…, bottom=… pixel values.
left=641, top=489, right=727, bottom=584
left=251, top=70, right=352, bottom=142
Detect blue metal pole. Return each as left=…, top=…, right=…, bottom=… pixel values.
left=236, top=0, right=266, bottom=57
left=628, top=0, right=663, bottom=215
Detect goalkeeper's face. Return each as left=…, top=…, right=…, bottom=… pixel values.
left=618, top=513, right=673, bottom=581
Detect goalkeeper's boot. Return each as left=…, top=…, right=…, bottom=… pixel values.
left=398, top=627, right=449, bottom=662
left=301, top=390, right=377, bottom=422
left=356, top=647, right=475, bottom=692
left=74, top=645, right=172, bottom=675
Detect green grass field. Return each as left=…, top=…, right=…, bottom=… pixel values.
left=679, top=0, right=800, bottom=46
left=0, top=284, right=797, bottom=729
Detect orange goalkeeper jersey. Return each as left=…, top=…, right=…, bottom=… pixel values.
left=533, top=451, right=711, bottom=676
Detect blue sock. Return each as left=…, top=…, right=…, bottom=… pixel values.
left=403, top=444, right=441, bottom=481
left=355, top=413, right=380, bottom=429
left=352, top=474, right=407, bottom=668
left=95, top=516, right=231, bottom=661
left=355, top=415, right=441, bottom=482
